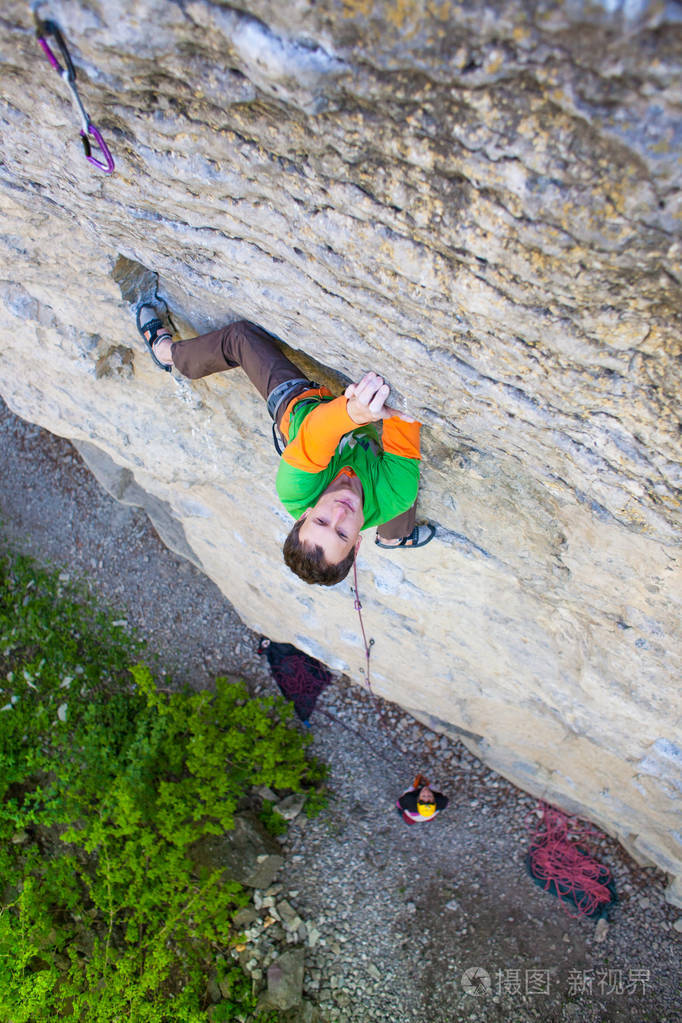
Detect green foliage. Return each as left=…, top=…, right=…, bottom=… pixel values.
left=210, top=964, right=279, bottom=1023
left=0, top=548, right=324, bottom=1022
left=258, top=800, right=289, bottom=838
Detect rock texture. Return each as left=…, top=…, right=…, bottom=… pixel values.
left=0, top=2, right=680, bottom=898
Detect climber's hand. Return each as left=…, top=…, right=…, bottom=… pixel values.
left=345, top=372, right=415, bottom=425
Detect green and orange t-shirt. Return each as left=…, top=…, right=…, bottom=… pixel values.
left=275, top=388, right=421, bottom=529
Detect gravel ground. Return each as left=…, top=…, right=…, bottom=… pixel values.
left=1, top=395, right=680, bottom=1023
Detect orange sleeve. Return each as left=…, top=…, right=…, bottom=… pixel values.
left=281, top=396, right=357, bottom=472
left=382, top=417, right=421, bottom=459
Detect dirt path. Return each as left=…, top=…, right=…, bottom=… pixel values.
left=0, top=396, right=679, bottom=1023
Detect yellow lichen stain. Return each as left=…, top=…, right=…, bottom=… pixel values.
left=341, top=0, right=374, bottom=17
left=513, top=25, right=530, bottom=42
left=426, top=0, right=451, bottom=20
left=604, top=185, right=628, bottom=218
left=381, top=0, right=454, bottom=34
left=529, top=249, right=550, bottom=274
left=386, top=0, right=422, bottom=34
left=484, top=51, right=505, bottom=75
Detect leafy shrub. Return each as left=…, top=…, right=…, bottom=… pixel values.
left=258, top=800, right=289, bottom=838
left=0, top=549, right=324, bottom=1021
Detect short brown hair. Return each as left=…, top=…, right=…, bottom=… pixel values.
left=283, top=518, right=356, bottom=586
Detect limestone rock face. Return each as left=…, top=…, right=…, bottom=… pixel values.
left=1, top=2, right=680, bottom=898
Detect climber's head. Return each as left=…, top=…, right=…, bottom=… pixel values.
left=417, top=786, right=436, bottom=817
left=283, top=473, right=363, bottom=585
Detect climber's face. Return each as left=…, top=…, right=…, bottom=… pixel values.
left=298, top=472, right=364, bottom=564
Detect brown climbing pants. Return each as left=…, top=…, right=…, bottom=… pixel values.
left=170, top=319, right=416, bottom=540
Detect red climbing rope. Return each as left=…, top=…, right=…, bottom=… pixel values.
left=527, top=802, right=614, bottom=919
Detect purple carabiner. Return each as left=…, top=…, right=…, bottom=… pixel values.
left=81, top=123, right=115, bottom=174
left=36, top=15, right=115, bottom=175
left=37, top=34, right=64, bottom=73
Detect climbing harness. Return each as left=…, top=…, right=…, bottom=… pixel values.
left=33, top=10, right=115, bottom=174
left=526, top=802, right=617, bottom=919
left=351, top=558, right=375, bottom=694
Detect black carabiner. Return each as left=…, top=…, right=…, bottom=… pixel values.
left=34, top=15, right=77, bottom=81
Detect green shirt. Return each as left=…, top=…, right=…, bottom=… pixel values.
left=276, top=395, right=421, bottom=529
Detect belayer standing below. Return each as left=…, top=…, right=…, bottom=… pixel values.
left=396, top=774, right=448, bottom=825
left=136, top=310, right=435, bottom=586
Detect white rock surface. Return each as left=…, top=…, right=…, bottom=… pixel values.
left=0, top=1, right=680, bottom=898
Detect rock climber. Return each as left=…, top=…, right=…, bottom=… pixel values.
left=136, top=308, right=434, bottom=586
left=396, top=774, right=448, bottom=825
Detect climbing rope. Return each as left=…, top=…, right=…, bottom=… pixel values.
left=257, top=562, right=421, bottom=773
left=33, top=7, right=115, bottom=174
left=526, top=802, right=616, bottom=918
left=257, top=559, right=420, bottom=774
left=351, top=557, right=374, bottom=695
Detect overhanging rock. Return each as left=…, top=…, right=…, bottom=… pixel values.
left=0, top=0, right=680, bottom=901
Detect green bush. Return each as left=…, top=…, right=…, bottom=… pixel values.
left=0, top=549, right=324, bottom=1022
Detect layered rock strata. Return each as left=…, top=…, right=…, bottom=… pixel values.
left=1, top=1, right=680, bottom=899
